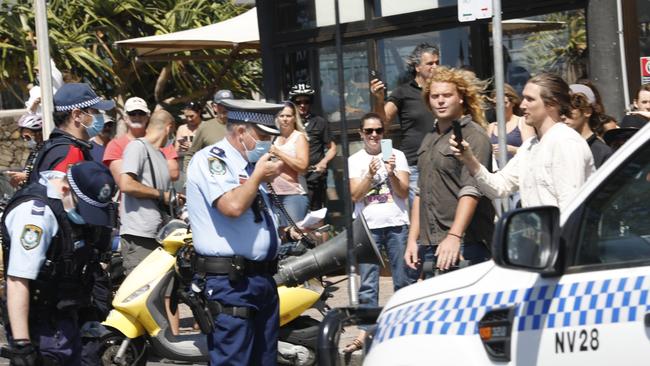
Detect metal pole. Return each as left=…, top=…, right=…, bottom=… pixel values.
left=334, top=0, right=359, bottom=306
left=34, top=0, right=54, bottom=139
left=492, top=0, right=508, bottom=213
left=616, top=0, right=630, bottom=110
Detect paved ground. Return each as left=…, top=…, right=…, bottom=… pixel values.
left=0, top=274, right=395, bottom=365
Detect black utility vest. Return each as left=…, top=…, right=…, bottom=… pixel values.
left=1, top=183, right=92, bottom=312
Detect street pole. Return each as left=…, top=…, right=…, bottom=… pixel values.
left=492, top=0, right=508, bottom=211
left=334, top=0, right=359, bottom=306
left=34, top=0, right=54, bottom=139
left=616, top=0, right=630, bottom=110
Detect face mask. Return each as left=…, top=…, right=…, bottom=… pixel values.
left=66, top=208, right=86, bottom=225
left=82, top=112, right=105, bottom=138
left=26, top=139, right=37, bottom=150
left=241, top=132, right=271, bottom=163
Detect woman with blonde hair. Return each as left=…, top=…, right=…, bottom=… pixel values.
left=269, top=101, right=310, bottom=226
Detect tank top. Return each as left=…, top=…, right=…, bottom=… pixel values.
left=490, top=117, right=524, bottom=160
left=271, top=131, right=307, bottom=195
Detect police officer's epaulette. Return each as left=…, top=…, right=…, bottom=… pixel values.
left=209, top=146, right=226, bottom=160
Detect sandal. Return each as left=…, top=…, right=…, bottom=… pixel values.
left=342, top=338, right=364, bottom=354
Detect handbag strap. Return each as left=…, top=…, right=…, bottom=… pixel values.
left=138, top=139, right=157, bottom=189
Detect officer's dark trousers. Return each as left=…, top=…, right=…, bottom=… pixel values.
left=8, top=315, right=82, bottom=365
left=204, top=274, right=279, bottom=366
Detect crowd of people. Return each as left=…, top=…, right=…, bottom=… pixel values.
left=1, top=40, right=648, bottom=364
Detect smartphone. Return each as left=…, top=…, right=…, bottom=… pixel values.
left=380, top=139, right=393, bottom=161
left=370, top=69, right=387, bottom=98
left=452, top=121, right=464, bottom=152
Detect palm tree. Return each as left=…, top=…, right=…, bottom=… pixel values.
left=0, top=0, right=260, bottom=109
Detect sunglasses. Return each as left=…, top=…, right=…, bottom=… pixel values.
left=362, top=127, right=384, bottom=135
left=127, top=110, right=147, bottom=117
left=295, top=99, right=311, bottom=106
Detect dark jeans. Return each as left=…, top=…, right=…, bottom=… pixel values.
left=418, top=242, right=491, bottom=279
left=306, top=172, right=326, bottom=211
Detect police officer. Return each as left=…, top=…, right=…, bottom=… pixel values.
left=2, top=161, right=117, bottom=365
left=186, top=99, right=284, bottom=365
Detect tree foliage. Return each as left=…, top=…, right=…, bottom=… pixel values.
left=0, top=0, right=261, bottom=109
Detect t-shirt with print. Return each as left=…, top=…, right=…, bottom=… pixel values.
left=120, top=138, right=172, bottom=238
left=348, top=148, right=410, bottom=229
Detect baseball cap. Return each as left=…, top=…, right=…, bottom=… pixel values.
left=213, top=90, right=234, bottom=104
left=221, top=99, right=283, bottom=135
left=54, top=83, right=115, bottom=112
left=569, top=84, right=596, bottom=105
left=124, top=97, right=151, bottom=114
left=67, top=161, right=117, bottom=227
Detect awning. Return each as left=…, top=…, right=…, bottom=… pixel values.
left=115, top=7, right=259, bottom=57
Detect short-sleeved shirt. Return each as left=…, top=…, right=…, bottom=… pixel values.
left=417, top=115, right=495, bottom=246
left=5, top=176, right=60, bottom=279
left=303, top=114, right=332, bottom=166
left=103, top=135, right=177, bottom=167
left=183, top=119, right=227, bottom=171
left=348, top=148, right=410, bottom=229
left=89, top=140, right=106, bottom=164
left=31, top=128, right=91, bottom=182
left=186, top=138, right=280, bottom=261
left=586, top=134, right=613, bottom=168
left=119, top=139, right=172, bottom=238
left=387, top=80, right=436, bottom=166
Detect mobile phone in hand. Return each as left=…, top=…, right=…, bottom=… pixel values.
left=380, top=139, right=393, bottom=161
left=370, top=69, right=387, bottom=98
left=452, top=121, right=464, bottom=152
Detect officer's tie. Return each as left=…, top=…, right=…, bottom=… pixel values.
left=246, top=163, right=278, bottom=260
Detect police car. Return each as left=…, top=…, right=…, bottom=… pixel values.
left=361, top=123, right=650, bottom=365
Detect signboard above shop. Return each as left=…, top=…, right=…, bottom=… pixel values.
left=458, top=0, right=493, bottom=22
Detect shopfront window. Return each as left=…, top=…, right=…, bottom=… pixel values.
left=276, top=0, right=365, bottom=32
left=377, top=27, right=471, bottom=94
left=319, top=42, right=369, bottom=122
left=494, top=9, right=587, bottom=95
left=638, top=0, right=650, bottom=84
left=374, top=0, right=455, bottom=17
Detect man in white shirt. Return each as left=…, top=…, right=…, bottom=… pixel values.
left=451, top=73, right=595, bottom=212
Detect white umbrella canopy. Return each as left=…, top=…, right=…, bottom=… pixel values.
left=115, top=7, right=259, bottom=57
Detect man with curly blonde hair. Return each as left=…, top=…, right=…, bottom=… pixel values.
left=404, top=66, right=495, bottom=278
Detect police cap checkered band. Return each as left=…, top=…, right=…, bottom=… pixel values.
left=66, top=161, right=117, bottom=227
left=220, top=99, right=283, bottom=135
left=67, top=166, right=110, bottom=208
left=54, top=83, right=116, bottom=112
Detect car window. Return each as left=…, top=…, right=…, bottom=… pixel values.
left=575, top=142, right=650, bottom=266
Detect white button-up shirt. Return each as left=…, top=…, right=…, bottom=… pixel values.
left=474, top=122, right=595, bottom=212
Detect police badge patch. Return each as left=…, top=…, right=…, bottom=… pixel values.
left=20, top=224, right=43, bottom=250
left=208, top=157, right=226, bottom=175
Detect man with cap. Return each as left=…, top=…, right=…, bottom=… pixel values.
left=6, top=113, right=44, bottom=188
left=28, top=83, right=115, bottom=184
left=186, top=99, right=284, bottom=365
left=103, top=96, right=179, bottom=184
left=88, top=114, right=116, bottom=164
left=183, top=89, right=234, bottom=172
left=288, top=82, right=337, bottom=210
left=1, top=161, right=117, bottom=365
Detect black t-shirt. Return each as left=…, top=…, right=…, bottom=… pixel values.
left=586, top=134, right=613, bottom=169
left=387, top=80, right=436, bottom=166
left=303, top=114, right=332, bottom=166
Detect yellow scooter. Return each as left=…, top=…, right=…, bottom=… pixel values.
left=99, top=215, right=380, bottom=365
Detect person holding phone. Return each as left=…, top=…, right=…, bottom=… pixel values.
left=345, top=112, right=416, bottom=353
left=175, top=101, right=203, bottom=156
left=404, top=67, right=494, bottom=279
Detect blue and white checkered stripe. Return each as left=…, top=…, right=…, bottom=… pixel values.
left=374, top=275, right=650, bottom=345
left=55, top=96, right=102, bottom=112
left=228, top=110, right=276, bottom=126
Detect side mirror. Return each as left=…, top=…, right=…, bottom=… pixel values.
left=492, top=206, right=562, bottom=275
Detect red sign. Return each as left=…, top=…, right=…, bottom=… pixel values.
left=642, top=57, right=650, bottom=78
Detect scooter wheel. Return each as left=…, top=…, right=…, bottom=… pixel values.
left=98, top=331, right=148, bottom=366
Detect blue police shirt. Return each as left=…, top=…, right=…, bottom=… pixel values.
left=5, top=172, right=62, bottom=279
left=186, top=138, right=280, bottom=260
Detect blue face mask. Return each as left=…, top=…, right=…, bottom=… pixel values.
left=242, top=132, right=271, bottom=163
left=82, top=112, right=105, bottom=138
left=66, top=208, right=86, bottom=225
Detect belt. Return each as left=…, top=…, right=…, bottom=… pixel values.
left=193, top=255, right=278, bottom=276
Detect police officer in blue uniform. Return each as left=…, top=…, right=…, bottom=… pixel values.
left=186, top=99, right=284, bottom=365
left=1, top=161, right=117, bottom=365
